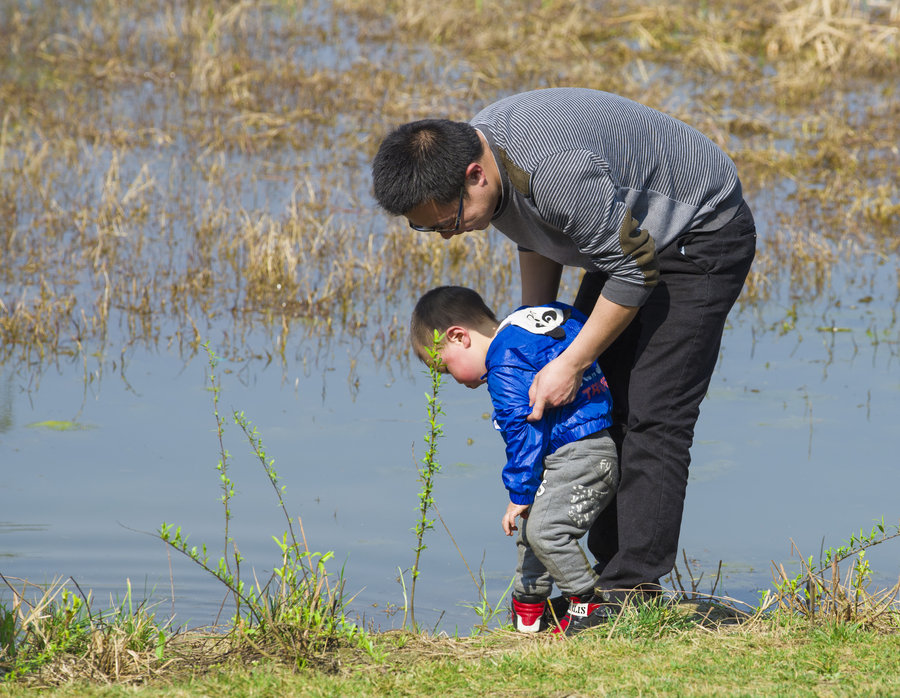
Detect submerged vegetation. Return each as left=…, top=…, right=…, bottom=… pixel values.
left=1, top=0, right=899, bottom=690
left=1, top=0, right=898, bottom=374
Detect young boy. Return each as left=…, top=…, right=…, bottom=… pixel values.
left=410, top=286, right=619, bottom=635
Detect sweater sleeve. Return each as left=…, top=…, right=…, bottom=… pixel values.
left=487, top=365, right=551, bottom=505
left=532, top=149, right=659, bottom=306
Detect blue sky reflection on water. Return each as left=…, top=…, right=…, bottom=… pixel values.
left=2, top=260, right=899, bottom=634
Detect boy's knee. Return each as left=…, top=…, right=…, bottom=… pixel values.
left=526, top=526, right=570, bottom=560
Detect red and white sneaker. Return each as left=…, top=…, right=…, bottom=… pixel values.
left=511, top=594, right=548, bottom=633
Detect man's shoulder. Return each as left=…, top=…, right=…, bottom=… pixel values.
left=471, top=88, right=619, bottom=120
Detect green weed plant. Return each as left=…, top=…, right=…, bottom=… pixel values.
left=401, top=329, right=445, bottom=631
left=760, top=517, right=900, bottom=630
left=0, top=343, right=373, bottom=685
left=158, top=344, right=373, bottom=668
left=0, top=576, right=168, bottom=684
left=400, top=329, right=516, bottom=635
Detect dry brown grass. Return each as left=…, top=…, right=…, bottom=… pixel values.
left=763, top=0, right=900, bottom=75
left=1, top=0, right=897, bottom=372
left=758, top=527, right=900, bottom=633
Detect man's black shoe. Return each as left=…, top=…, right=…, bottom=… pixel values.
left=562, top=596, right=619, bottom=636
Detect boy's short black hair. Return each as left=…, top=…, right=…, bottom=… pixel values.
left=410, top=286, right=498, bottom=358
left=372, top=119, right=483, bottom=215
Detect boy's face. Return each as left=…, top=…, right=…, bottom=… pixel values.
left=433, top=327, right=487, bottom=389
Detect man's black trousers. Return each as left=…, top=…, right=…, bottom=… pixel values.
left=574, top=201, right=757, bottom=594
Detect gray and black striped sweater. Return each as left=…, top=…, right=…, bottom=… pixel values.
left=471, top=87, right=744, bottom=307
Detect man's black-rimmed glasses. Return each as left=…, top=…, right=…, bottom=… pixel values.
left=409, top=187, right=464, bottom=233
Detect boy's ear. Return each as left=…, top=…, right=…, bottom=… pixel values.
left=445, top=325, right=470, bottom=347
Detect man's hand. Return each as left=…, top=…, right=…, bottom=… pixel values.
left=527, top=355, right=583, bottom=423
left=526, top=296, right=639, bottom=423
left=502, top=502, right=531, bottom=536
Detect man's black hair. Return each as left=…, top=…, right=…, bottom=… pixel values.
left=372, top=119, right=482, bottom=215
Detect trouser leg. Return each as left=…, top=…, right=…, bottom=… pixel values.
left=577, top=202, right=756, bottom=591
left=514, top=432, right=618, bottom=597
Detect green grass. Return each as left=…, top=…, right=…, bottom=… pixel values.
left=2, top=616, right=899, bottom=697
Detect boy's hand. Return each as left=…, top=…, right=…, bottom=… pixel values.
left=502, top=502, right=530, bottom=536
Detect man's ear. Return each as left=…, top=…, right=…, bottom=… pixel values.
left=465, top=162, right=486, bottom=185
left=445, top=325, right=471, bottom=347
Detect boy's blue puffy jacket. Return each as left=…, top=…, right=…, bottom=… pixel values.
left=485, top=302, right=613, bottom=505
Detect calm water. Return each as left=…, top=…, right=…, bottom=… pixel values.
left=2, top=251, right=899, bottom=633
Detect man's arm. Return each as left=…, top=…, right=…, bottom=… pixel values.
left=519, top=249, right=562, bottom=306
left=526, top=295, right=637, bottom=423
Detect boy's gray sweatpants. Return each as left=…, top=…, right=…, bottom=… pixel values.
left=514, top=430, right=618, bottom=598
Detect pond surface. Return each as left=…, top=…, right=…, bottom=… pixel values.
left=2, top=255, right=899, bottom=633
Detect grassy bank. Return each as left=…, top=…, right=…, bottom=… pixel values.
left=2, top=611, right=900, bottom=696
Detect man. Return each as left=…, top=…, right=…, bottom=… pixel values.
left=372, top=87, right=756, bottom=631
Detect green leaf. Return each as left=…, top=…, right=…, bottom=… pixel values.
left=26, top=420, right=87, bottom=431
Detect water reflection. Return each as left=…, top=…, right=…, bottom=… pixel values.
left=0, top=375, right=12, bottom=434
